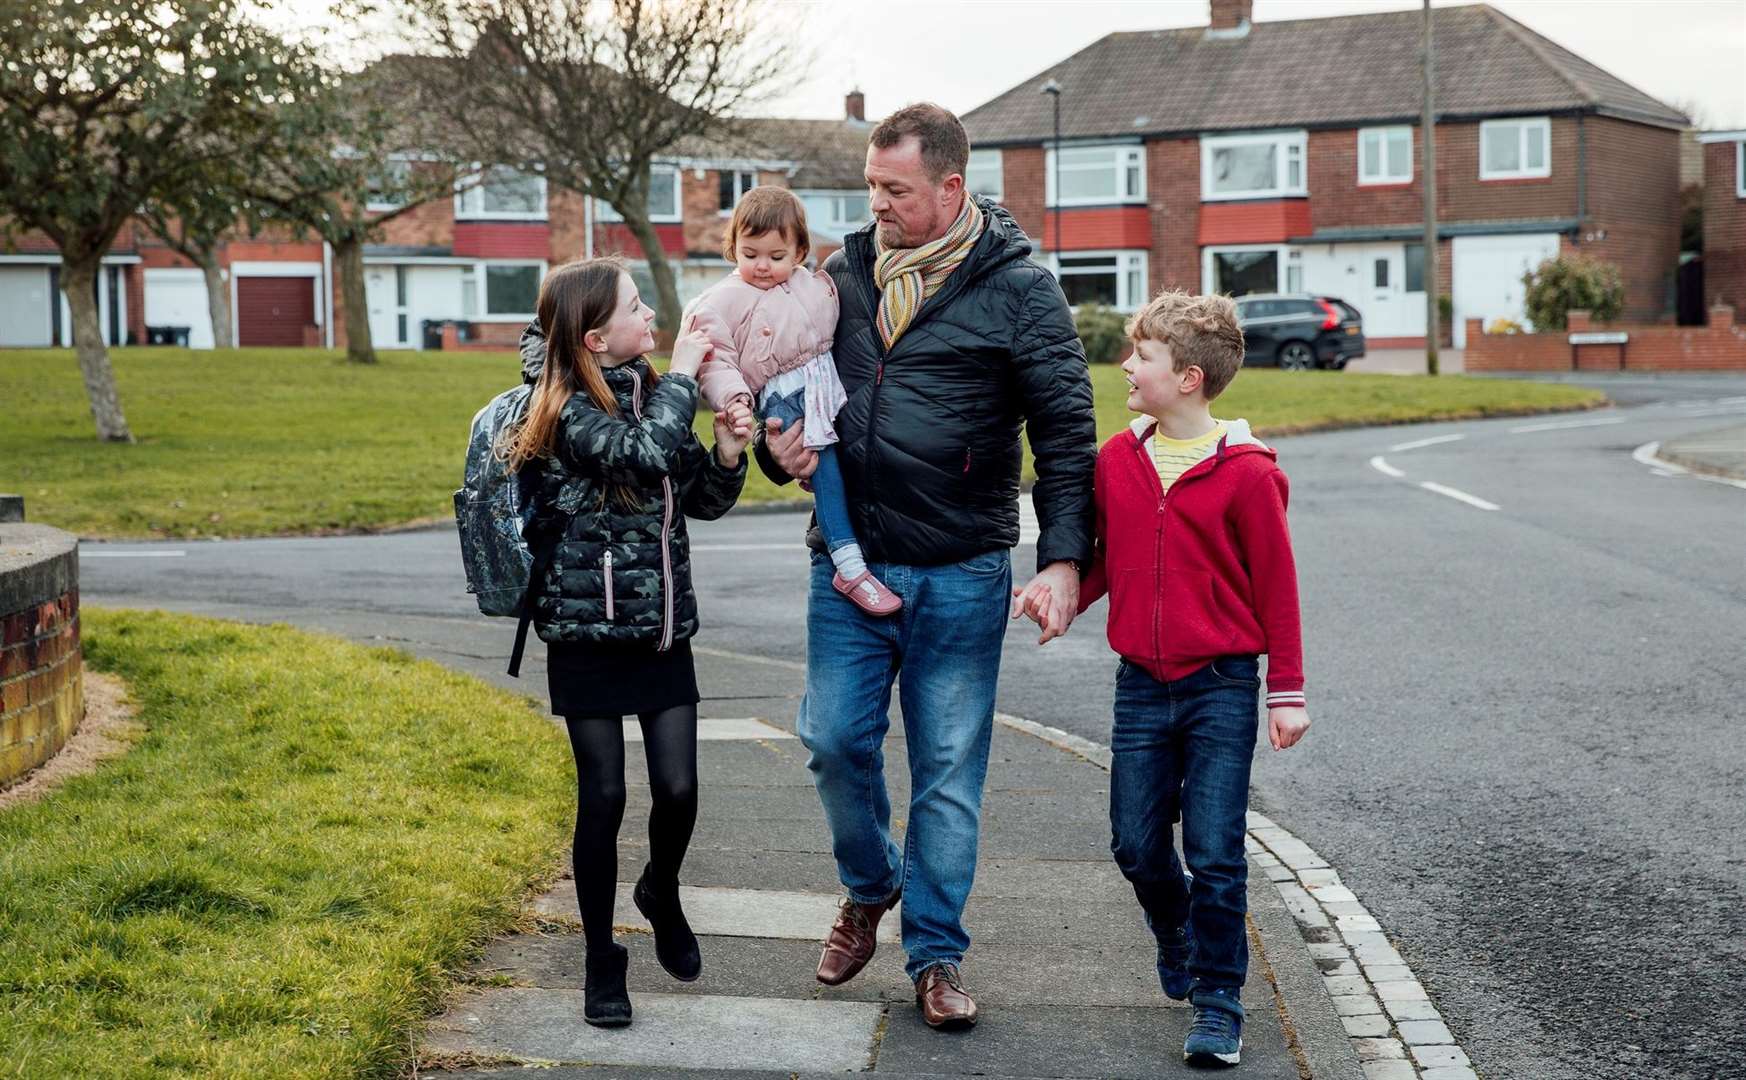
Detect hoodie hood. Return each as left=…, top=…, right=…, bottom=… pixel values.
left=1128, top=415, right=1273, bottom=461
left=519, top=322, right=546, bottom=384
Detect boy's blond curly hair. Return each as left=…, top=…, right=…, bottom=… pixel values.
left=1123, top=290, right=1246, bottom=400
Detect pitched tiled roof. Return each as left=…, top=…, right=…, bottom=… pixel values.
left=961, top=4, right=1686, bottom=147
left=666, top=117, right=871, bottom=190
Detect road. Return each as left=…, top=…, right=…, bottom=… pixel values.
left=79, top=373, right=1746, bottom=1080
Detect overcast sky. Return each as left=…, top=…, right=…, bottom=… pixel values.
left=752, top=0, right=1746, bottom=129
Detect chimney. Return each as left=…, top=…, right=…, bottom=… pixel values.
left=845, top=89, right=865, bottom=123
left=1207, top=0, right=1252, bottom=36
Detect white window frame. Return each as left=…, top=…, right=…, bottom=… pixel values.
left=594, top=163, right=684, bottom=224
left=1045, top=144, right=1145, bottom=207
left=966, top=148, right=1004, bottom=202
left=453, top=167, right=548, bottom=221
left=1479, top=117, right=1552, bottom=180
left=459, top=259, right=547, bottom=323
left=1357, top=126, right=1413, bottom=186
left=1046, top=249, right=1148, bottom=312
left=1201, top=244, right=1296, bottom=297
left=1200, top=131, right=1307, bottom=201
left=717, top=169, right=757, bottom=216
left=365, top=159, right=413, bottom=212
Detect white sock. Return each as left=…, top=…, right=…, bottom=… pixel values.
left=830, top=543, right=868, bottom=581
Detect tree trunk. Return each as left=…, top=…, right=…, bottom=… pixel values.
left=336, top=238, right=375, bottom=364
left=62, top=257, right=134, bottom=443
left=201, top=257, right=233, bottom=349
left=621, top=211, right=683, bottom=336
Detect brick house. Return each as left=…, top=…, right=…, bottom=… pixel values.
left=959, top=0, right=1687, bottom=348
left=1698, top=130, right=1746, bottom=315
left=0, top=94, right=873, bottom=351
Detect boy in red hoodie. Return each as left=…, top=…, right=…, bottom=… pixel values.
left=1022, top=289, right=1309, bottom=1067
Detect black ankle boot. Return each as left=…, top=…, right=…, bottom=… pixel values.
left=583, top=942, right=632, bottom=1027
left=633, top=864, right=702, bottom=982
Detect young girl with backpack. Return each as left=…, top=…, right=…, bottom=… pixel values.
left=502, top=257, right=749, bottom=1027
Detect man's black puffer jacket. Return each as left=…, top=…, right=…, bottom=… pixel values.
left=801, top=197, right=1096, bottom=572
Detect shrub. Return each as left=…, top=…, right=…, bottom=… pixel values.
left=1073, top=303, right=1128, bottom=364
left=1521, top=254, right=1625, bottom=331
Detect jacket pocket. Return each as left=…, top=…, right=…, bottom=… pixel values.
left=602, top=549, right=615, bottom=621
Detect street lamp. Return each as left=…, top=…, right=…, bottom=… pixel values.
left=1041, top=78, right=1061, bottom=262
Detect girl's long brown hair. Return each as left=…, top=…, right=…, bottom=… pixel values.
left=502, top=258, right=660, bottom=486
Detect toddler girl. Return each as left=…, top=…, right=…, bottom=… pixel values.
left=682, top=186, right=900, bottom=616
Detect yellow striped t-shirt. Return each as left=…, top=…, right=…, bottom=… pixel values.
left=1152, top=422, right=1226, bottom=494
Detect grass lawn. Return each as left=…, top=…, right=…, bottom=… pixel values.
left=0, top=609, right=572, bottom=1079
left=4, top=346, right=1603, bottom=538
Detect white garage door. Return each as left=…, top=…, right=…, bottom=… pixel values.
left=1452, top=233, right=1561, bottom=347
left=144, top=268, right=215, bottom=349
left=0, top=266, right=54, bottom=347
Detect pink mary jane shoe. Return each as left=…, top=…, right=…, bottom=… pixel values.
left=832, top=571, right=902, bottom=616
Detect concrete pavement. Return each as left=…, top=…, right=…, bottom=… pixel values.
left=1656, top=421, right=1746, bottom=481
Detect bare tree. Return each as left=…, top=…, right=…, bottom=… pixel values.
left=0, top=0, right=319, bottom=440
left=251, top=63, right=470, bottom=364
left=413, top=0, right=794, bottom=332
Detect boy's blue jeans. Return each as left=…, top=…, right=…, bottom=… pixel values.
left=796, top=548, right=1010, bottom=979
left=762, top=388, right=857, bottom=556
left=1109, top=655, right=1260, bottom=989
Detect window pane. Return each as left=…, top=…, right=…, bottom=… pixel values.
left=1125, top=266, right=1141, bottom=306
left=1060, top=146, right=1117, bottom=169
left=460, top=268, right=478, bottom=318
left=485, top=265, right=541, bottom=315
left=1363, top=134, right=1381, bottom=177
left=1525, top=124, right=1546, bottom=168
left=1213, top=250, right=1278, bottom=297
left=1212, top=144, right=1276, bottom=194
left=482, top=171, right=543, bottom=214
left=1387, top=131, right=1410, bottom=178
left=1061, top=271, right=1118, bottom=307
left=1404, top=243, right=1426, bottom=293
left=1286, top=262, right=1303, bottom=293
left=1485, top=125, right=1519, bottom=172
left=1059, top=255, right=1115, bottom=270
left=1373, top=258, right=1389, bottom=288
left=966, top=150, right=1002, bottom=198
left=836, top=194, right=869, bottom=223
left=1286, top=148, right=1301, bottom=190
left=648, top=168, right=678, bottom=217
left=719, top=171, right=736, bottom=210
left=1060, top=164, right=1116, bottom=201
left=1126, top=160, right=1141, bottom=197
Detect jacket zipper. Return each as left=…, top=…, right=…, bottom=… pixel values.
left=630, top=372, right=677, bottom=651
left=603, top=549, right=615, bottom=621
left=1137, top=427, right=1225, bottom=666
left=846, top=237, right=887, bottom=545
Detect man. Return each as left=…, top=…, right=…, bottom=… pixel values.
left=757, top=103, right=1096, bottom=1028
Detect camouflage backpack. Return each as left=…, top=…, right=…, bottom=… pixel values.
left=454, top=385, right=550, bottom=675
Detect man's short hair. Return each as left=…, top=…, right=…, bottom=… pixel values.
left=722, top=185, right=811, bottom=263
left=869, top=103, right=970, bottom=185
left=1125, top=290, right=1246, bottom=400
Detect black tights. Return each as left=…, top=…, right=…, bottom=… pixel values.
left=564, top=705, right=698, bottom=956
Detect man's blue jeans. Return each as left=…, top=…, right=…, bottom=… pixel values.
left=1109, top=656, right=1260, bottom=989
left=796, top=548, right=1010, bottom=980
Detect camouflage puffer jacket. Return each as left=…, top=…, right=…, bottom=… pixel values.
left=519, top=330, right=745, bottom=647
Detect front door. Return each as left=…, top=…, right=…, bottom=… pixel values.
left=365, top=266, right=409, bottom=348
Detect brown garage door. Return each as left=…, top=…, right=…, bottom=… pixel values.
left=236, top=276, right=316, bottom=347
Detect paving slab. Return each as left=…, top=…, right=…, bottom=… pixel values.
left=1658, top=422, right=1746, bottom=480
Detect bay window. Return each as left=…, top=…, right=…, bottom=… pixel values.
left=1046, top=145, right=1145, bottom=206
left=1201, top=131, right=1307, bottom=200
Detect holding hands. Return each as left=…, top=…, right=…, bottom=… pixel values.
left=669, top=328, right=714, bottom=379
left=1009, top=561, right=1080, bottom=645
left=713, top=395, right=754, bottom=469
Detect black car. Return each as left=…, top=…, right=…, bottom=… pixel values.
left=1233, top=294, right=1366, bottom=370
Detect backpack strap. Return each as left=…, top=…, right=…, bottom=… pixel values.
left=507, top=462, right=560, bottom=679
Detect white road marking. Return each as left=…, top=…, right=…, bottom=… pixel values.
left=1368, top=455, right=1406, bottom=479
left=1418, top=481, right=1501, bottom=511
left=1716, top=396, right=1746, bottom=406
left=1666, top=406, right=1746, bottom=420
left=1631, top=441, right=1746, bottom=491
left=1387, top=433, right=1465, bottom=452
left=80, top=550, right=187, bottom=558
left=1508, top=416, right=1625, bottom=434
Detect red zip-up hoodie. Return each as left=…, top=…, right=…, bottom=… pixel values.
left=1078, top=416, right=1306, bottom=709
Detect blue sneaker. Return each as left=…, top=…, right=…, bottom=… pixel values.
left=1147, top=914, right=1193, bottom=1000
left=1184, top=984, right=1243, bottom=1067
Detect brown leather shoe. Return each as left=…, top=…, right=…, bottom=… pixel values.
left=815, top=888, right=900, bottom=986
left=914, top=962, right=978, bottom=1029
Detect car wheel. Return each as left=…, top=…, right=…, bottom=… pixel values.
left=1277, top=341, right=1314, bottom=370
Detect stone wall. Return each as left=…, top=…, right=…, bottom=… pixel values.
left=0, top=525, right=82, bottom=786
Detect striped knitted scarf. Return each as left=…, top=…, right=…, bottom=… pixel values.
left=872, top=196, right=985, bottom=350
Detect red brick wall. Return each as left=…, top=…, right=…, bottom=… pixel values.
left=1704, top=140, right=1746, bottom=313
left=1439, top=116, right=1580, bottom=222
left=1465, top=305, right=1746, bottom=371
left=1577, top=117, right=1682, bottom=321
left=1055, top=206, right=1151, bottom=251
left=376, top=196, right=456, bottom=249
left=593, top=223, right=687, bottom=260
left=0, top=586, right=81, bottom=784
left=1198, top=199, right=1312, bottom=245
left=1002, top=147, right=1046, bottom=249
left=1147, top=137, right=1202, bottom=295
left=549, top=188, right=586, bottom=265
left=453, top=223, right=550, bottom=259
left=1309, top=126, right=1427, bottom=230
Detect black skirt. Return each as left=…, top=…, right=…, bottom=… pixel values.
left=546, top=637, right=700, bottom=718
